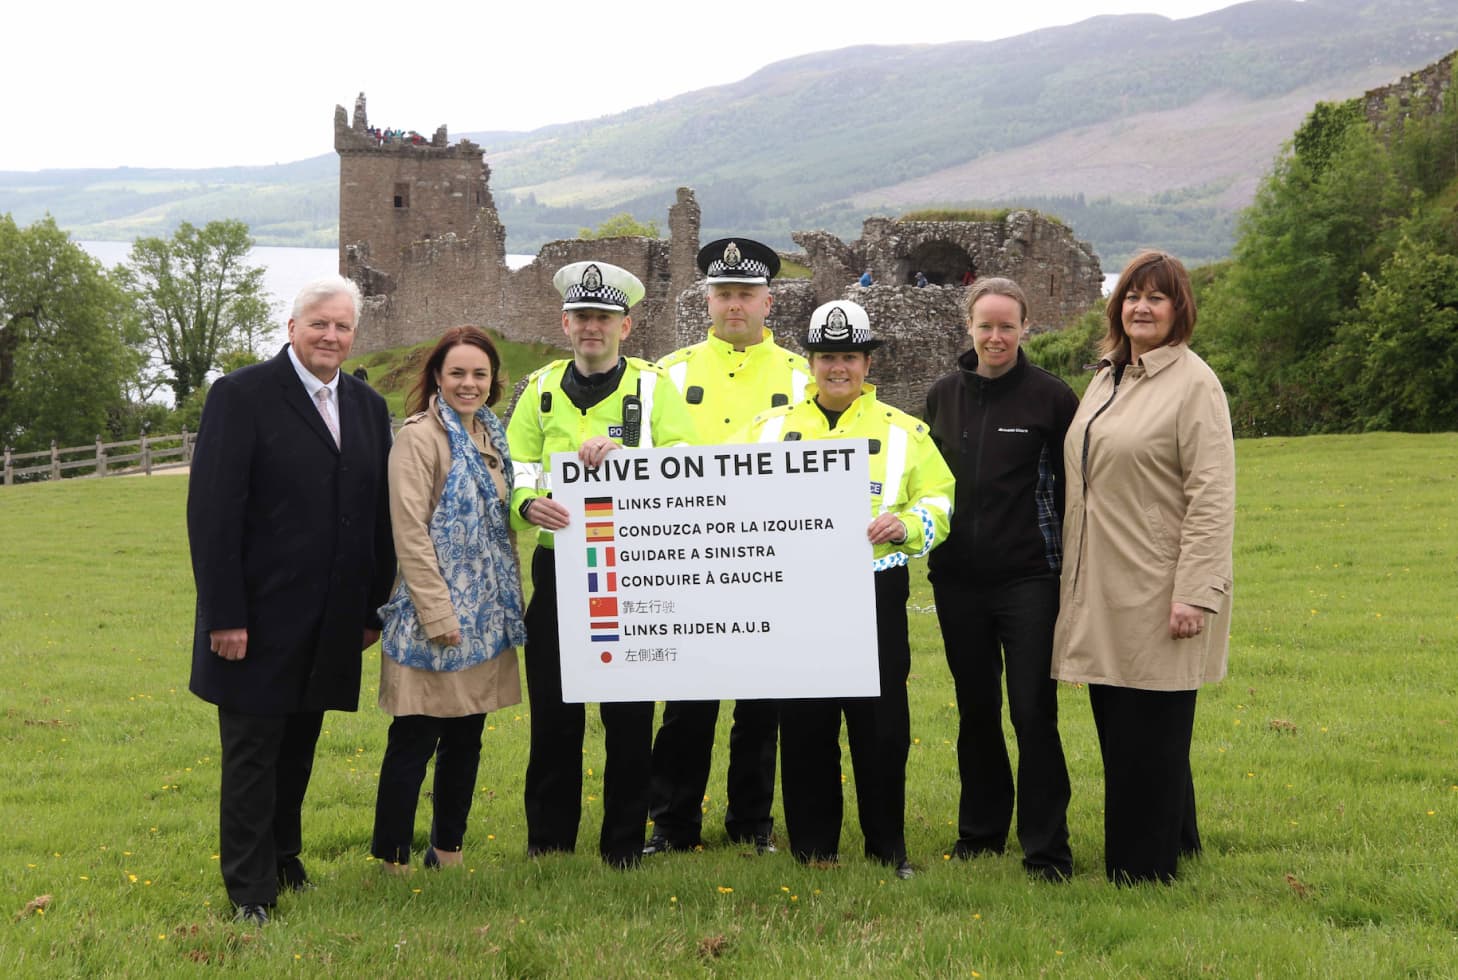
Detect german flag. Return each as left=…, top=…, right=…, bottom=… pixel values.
left=586, top=522, right=614, bottom=542
left=584, top=496, right=613, bottom=517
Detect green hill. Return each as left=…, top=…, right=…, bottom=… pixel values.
left=5, top=0, right=1458, bottom=264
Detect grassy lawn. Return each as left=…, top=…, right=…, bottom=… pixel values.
left=1, top=433, right=1455, bottom=976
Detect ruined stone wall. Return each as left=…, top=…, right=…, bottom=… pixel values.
left=337, top=92, right=698, bottom=358
left=852, top=286, right=967, bottom=413
left=346, top=224, right=508, bottom=354
left=1363, top=50, right=1457, bottom=130
left=334, top=95, right=1095, bottom=413
left=335, top=95, right=505, bottom=283
left=501, top=237, right=678, bottom=358
left=795, top=210, right=1102, bottom=337
left=671, top=280, right=818, bottom=354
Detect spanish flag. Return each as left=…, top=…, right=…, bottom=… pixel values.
left=586, top=522, right=614, bottom=541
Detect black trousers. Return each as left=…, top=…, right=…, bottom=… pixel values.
left=647, top=696, right=777, bottom=845
left=217, top=707, right=324, bottom=906
left=780, top=564, right=910, bottom=866
left=371, top=712, right=487, bottom=864
left=933, top=574, right=1071, bottom=873
left=1088, top=684, right=1201, bottom=884
left=523, top=547, right=654, bottom=867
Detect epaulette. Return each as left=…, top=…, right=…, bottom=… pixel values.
left=525, top=360, right=570, bottom=385
left=627, top=356, right=670, bottom=376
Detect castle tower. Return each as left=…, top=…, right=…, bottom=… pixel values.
left=334, top=93, right=504, bottom=281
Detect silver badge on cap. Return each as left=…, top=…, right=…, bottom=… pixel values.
left=824, top=306, right=850, bottom=341
left=582, top=264, right=603, bottom=291
left=723, top=242, right=742, bottom=268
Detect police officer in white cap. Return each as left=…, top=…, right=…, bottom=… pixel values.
left=506, top=260, right=698, bottom=868
left=644, top=238, right=811, bottom=857
left=743, top=299, right=954, bottom=879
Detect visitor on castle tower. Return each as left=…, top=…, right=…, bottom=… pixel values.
left=643, top=237, right=811, bottom=859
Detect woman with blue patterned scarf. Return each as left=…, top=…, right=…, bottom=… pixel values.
left=372, top=326, right=527, bottom=872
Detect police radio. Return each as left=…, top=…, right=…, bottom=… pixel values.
left=621, top=395, right=643, bottom=447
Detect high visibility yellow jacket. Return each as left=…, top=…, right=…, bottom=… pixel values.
left=744, top=384, right=955, bottom=569
left=657, top=329, right=811, bottom=444
left=506, top=357, right=697, bottom=548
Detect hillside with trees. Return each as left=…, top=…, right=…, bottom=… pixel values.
left=1025, top=55, right=1458, bottom=434
left=3, top=0, right=1458, bottom=265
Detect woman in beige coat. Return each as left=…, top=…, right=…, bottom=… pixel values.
left=372, top=326, right=525, bottom=872
left=1052, top=251, right=1234, bottom=884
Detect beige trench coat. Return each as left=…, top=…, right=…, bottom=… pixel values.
left=379, top=402, right=523, bottom=717
left=1051, top=343, right=1234, bottom=691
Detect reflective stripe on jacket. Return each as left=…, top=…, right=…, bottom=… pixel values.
left=745, top=383, right=954, bottom=569
left=505, top=357, right=697, bottom=548
left=658, top=329, right=810, bottom=444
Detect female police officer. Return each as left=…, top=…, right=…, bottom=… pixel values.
left=743, top=300, right=953, bottom=879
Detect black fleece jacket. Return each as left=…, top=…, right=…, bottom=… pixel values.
left=923, top=348, right=1079, bottom=586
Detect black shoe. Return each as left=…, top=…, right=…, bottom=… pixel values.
left=527, top=843, right=571, bottom=858
left=233, top=903, right=269, bottom=927
left=1029, top=864, right=1072, bottom=883
left=895, top=860, right=915, bottom=880
left=277, top=857, right=312, bottom=891
left=642, top=834, right=698, bottom=856
left=946, top=840, right=1002, bottom=861
left=753, top=833, right=777, bottom=855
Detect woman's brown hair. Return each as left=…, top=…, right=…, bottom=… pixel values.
left=1101, top=250, right=1197, bottom=361
left=408, top=325, right=506, bottom=415
left=962, top=276, right=1029, bottom=324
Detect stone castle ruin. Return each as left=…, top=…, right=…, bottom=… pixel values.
left=336, top=94, right=1103, bottom=412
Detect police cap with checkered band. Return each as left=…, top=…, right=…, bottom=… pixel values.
left=804, top=300, right=883, bottom=352
left=553, top=261, right=645, bottom=312
left=697, top=238, right=781, bottom=285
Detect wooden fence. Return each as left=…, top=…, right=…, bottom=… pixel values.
left=3, top=431, right=196, bottom=486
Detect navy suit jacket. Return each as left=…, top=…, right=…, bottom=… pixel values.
left=187, top=346, right=395, bottom=714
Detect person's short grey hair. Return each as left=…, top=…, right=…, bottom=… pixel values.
left=291, top=275, right=362, bottom=323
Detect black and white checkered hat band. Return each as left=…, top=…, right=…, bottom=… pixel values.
left=809, top=323, right=875, bottom=345
left=563, top=284, right=629, bottom=310
left=706, top=258, right=771, bottom=281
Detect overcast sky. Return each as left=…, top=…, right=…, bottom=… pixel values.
left=7, top=0, right=1239, bottom=172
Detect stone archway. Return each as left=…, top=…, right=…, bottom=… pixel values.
left=902, top=240, right=976, bottom=286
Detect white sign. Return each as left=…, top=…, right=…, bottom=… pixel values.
left=550, top=441, right=879, bottom=702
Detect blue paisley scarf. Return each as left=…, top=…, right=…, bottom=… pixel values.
left=380, top=398, right=527, bottom=671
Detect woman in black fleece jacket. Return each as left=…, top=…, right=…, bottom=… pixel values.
left=923, top=277, right=1080, bottom=882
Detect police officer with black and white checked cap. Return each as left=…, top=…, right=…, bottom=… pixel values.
left=644, top=239, right=811, bottom=858
left=743, top=299, right=954, bottom=879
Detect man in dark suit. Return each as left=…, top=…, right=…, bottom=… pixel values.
left=187, top=275, right=395, bottom=926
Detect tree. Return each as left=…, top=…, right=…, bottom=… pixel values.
left=117, top=220, right=272, bottom=404
left=1201, top=107, right=1402, bottom=434
left=578, top=213, right=660, bottom=239
left=1330, top=236, right=1458, bottom=432
left=0, top=215, right=140, bottom=452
